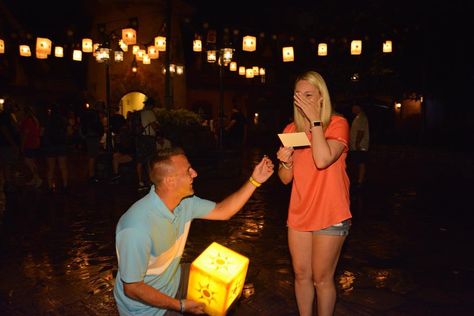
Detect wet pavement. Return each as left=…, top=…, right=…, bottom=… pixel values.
left=0, top=145, right=473, bottom=315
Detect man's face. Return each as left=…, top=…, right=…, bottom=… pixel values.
left=170, top=154, right=197, bottom=198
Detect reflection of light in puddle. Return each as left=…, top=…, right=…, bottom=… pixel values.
left=242, top=283, right=255, bottom=298
left=338, top=270, right=355, bottom=293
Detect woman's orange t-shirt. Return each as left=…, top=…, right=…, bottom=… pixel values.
left=283, top=115, right=351, bottom=231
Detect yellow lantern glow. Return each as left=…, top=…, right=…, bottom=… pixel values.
left=54, top=46, right=63, bottom=58
left=36, top=52, right=48, bottom=59
left=383, top=40, right=392, bottom=53
left=73, top=49, right=82, bottom=61
left=193, top=39, right=202, bottom=52
left=147, top=46, right=159, bottom=59
left=19, top=45, right=31, bottom=57
left=122, top=28, right=137, bottom=45
left=187, top=242, right=249, bottom=316
left=259, top=67, right=266, bottom=76
left=0, top=39, right=5, bottom=54
left=114, top=51, right=124, bottom=62
left=154, top=36, right=166, bottom=52
left=252, top=66, right=259, bottom=76
left=92, top=43, right=100, bottom=56
left=119, top=39, right=128, bottom=52
left=36, top=37, right=52, bottom=55
left=246, top=68, right=254, bottom=78
left=242, top=35, right=256, bottom=52
left=132, top=45, right=140, bottom=55
left=238, top=66, right=245, bottom=76
left=282, top=46, right=294, bottom=62
left=318, top=43, right=328, bottom=56
left=351, top=40, right=362, bottom=55
left=82, top=38, right=93, bottom=53
left=207, top=50, right=217, bottom=63
left=142, top=54, right=151, bottom=64
left=136, top=49, right=146, bottom=61
left=176, top=65, right=184, bottom=75
left=229, top=61, right=237, bottom=71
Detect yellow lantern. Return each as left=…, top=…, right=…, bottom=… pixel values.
left=142, top=54, right=151, bottom=64
left=132, top=45, right=140, bottom=55
left=119, top=39, right=128, bottom=52
left=36, top=37, right=52, bottom=55
left=72, top=49, right=82, bottom=61
left=54, top=46, right=63, bottom=58
left=193, top=39, right=202, bottom=52
left=82, top=38, right=93, bottom=53
left=242, top=35, right=256, bottom=52
left=36, top=52, right=48, bottom=59
left=259, top=68, right=266, bottom=76
left=318, top=43, right=328, bottom=56
left=0, top=39, right=5, bottom=54
left=136, top=49, right=146, bottom=61
left=229, top=61, right=237, bottom=71
left=148, top=45, right=159, bottom=59
left=154, top=36, right=166, bottom=52
left=92, top=43, right=100, bottom=56
left=187, top=242, right=249, bottom=316
left=207, top=50, right=217, bottom=63
left=122, top=28, right=137, bottom=45
left=252, top=66, right=259, bottom=76
left=19, top=45, right=31, bottom=57
left=246, top=68, right=254, bottom=78
left=351, top=40, right=362, bottom=55
left=176, top=65, right=184, bottom=75
left=383, top=40, right=392, bottom=53
left=114, top=51, right=124, bottom=62
left=238, top=66, right=246, bottom=76
left=282, top=46, right=294, bottom=62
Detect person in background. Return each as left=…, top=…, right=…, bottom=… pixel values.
left=349, top=104, right=369, bottom=187
left=19, top=106, right=42, bottom=188
left=113, top=147, right=274, bottom=315
left=276, top=70, right=352, bottom=316
left=224, top=95, right=246, bottom=150
left=80, top=103, right=104, bottom=183
left=0, top=99, right=20, bottom=193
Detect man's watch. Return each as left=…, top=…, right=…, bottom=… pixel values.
left=311, top=121, right=322, bottom=127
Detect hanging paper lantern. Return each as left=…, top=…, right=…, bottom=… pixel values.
left=176, top=65, right=184, bottom=75
left=132, top=45, right=140, bottom=55
left=148, top=45, right=159, bottom=59
left=36, top=52, right=48, bottom=59
left=282, top=46, right=294, bottom=62
left=114, top=51, right=124, bottom=62
left=154, top=36, right=166, bottom=51
left=252, top=66, right=259, bottom=76
left=187, top=242, right=249, bottom=316
left=82, top=38, right=93, bottom=53
left=136, top=49, right=146, bottom=61
left=259, top=68, right=266, bottom=76
left=351, top=40, right=362, bottom=55
left=0, top=39, right=5, bottom=54
left=221, top=48, right=233, bottom=65
left=229, top=62, right=237, bottom=71
left=122, top=28, right=136, bottom=45
left=207, top=50, right=217, bottom=63
left=36, top=37, right=52, bottom=55
left=142, top=54, right=151, bottom=64
left=193, top=39, right=202, bottom=52
left=19, top=45, right=31, bottom=57
left=246, top=68, right=254, bottom=78
left=54, top=46, right=63, bottom=58
left=238, top=66, right=245, bottom=76
left=92, top=43, right=100, bottom=56
left=242, top=35, right=256, bottom=52
left=318, top=43, right=328, bottom=56
left=119, top=39, right=128, bottom=52
left=383, top=40, right=392, bottom=53
left=73, top=49, right=82, bottom=61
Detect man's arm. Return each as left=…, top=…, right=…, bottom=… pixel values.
left=201, top=156, right=274, bottom=220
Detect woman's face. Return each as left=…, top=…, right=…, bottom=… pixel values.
left=294, top=79, right=322, bottom=117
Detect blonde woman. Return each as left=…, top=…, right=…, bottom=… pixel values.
left=276, top=71, right=352, bottom=316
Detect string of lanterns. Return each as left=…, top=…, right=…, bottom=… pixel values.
left=0, top=26, right=393, bottom=78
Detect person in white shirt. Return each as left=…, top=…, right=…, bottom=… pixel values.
left=349, top=104, right=369, bottom=187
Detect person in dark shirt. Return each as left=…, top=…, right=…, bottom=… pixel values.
left=0, top=99, right=20, bottom=192
left=80, top=104, right=104, bottom=183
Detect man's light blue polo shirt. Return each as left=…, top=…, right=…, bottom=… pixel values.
left=114, top=186, right=215, bottom=316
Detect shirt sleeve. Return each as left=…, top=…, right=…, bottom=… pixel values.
left=181, top=196, right=216, bottom=220
left=326, top=116, right=349, bottom=148
left=116, top=228, right=151, bottom=283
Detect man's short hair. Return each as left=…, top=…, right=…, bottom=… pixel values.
left=148, top=147, right=185, bottom=185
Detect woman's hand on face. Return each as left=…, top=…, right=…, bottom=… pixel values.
left=294, top=93, right=323, bottom=122
left=277, top=146, right=294, bottom=164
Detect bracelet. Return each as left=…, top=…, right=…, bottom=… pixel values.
left=179, top=299, right=185, bottom=313
left=248, top=176, right=262, bottom=187
left=280, top=161, right=293, bottom=169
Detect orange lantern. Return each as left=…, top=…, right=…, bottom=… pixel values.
left=0, top=39, right=5, bottom=54
left=19, top=45, right=31, bottom=57
left=242, top=35, right=256, bottom=52
left=154, top=36, right=166, bottom=52
left=147, top=46, right=159, bottom=59
left=36, top=37, right=52, bottom=55
left=122, top=28, right=137, bottom=45
left=82, top=38, right=93, bottom=53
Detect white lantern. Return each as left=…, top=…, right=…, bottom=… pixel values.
left=282, top=46, right=294, bottom=62
left=259, top=68, right=266, bottom=76
left=351, top=40, right=362, bottom=55
left=242, top=35, right=256, bottom=52
left=114, top=51, right=124, bottom=62
left=176, top=65, right=184, bottom=75
left=383, top=40, right=392, bottom=53
left=73, top=49, right=82, bottom=61
left=318, top=43, right=328, bottom=56
left=54, top=46, right=63, bottom=58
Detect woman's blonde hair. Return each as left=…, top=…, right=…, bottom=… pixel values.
left=293, top=70, right=333, bottom=132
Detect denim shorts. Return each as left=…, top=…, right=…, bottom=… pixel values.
left=313, top=219, right=351, bottom=236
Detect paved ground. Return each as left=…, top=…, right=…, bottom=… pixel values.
left=0, top=145, right=473, bottom=315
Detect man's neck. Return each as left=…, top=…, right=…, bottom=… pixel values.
left=154, top=187, right=180, bottom=214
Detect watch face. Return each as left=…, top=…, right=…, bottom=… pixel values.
left=312, top=121, right=321, bottom=127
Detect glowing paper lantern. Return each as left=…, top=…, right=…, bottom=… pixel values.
left=318, top=43, right=328, bottom=56
left=259, top=67, right=265, bottom=76
left=154, top=36, right=166, bottom=51
left=176, top=65, right=184, bottom=75
left=282, top=46, right=294, bottom=62
left=383, top=40, right=392, bottom=53
left=54, top=46, right=63, bottom=58
left=207, top=50, right=217, bottom=63
left=147, top=46, right=159, bottom=59
left=82, top=38, right=93, bottom=53
left=229, top=61, right=237, bottom=71
left=193, top=39, right=202, bottom=52
left=187, top=242, right=249, bottom=316
left=242, top=35, right=256, bottom=52
left=136, top=49, right=146, bottom=61
left=36, top=52, right=48, bottom=59
left=252, top=66, right=259, bottom=76
left=19, top=45, right=31, bottom=57
left=114, top=51, right=124, bottom=62
left=238, top=66, right=245, bottom=76
left=142, top=54, right=151, bottom=64
left=122, top=28, right=137, bottom=45
left=72, top=49, right=82, bottom=61
left=246, top=68, right=254, bottom=78
left=351, top=40, right=362, bottom=55
left=0, top=39, right=5, bottom=54
left=36, top=37, right=52, bottom=55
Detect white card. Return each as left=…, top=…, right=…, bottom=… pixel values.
left=278, top=132, right=311, bottom=147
